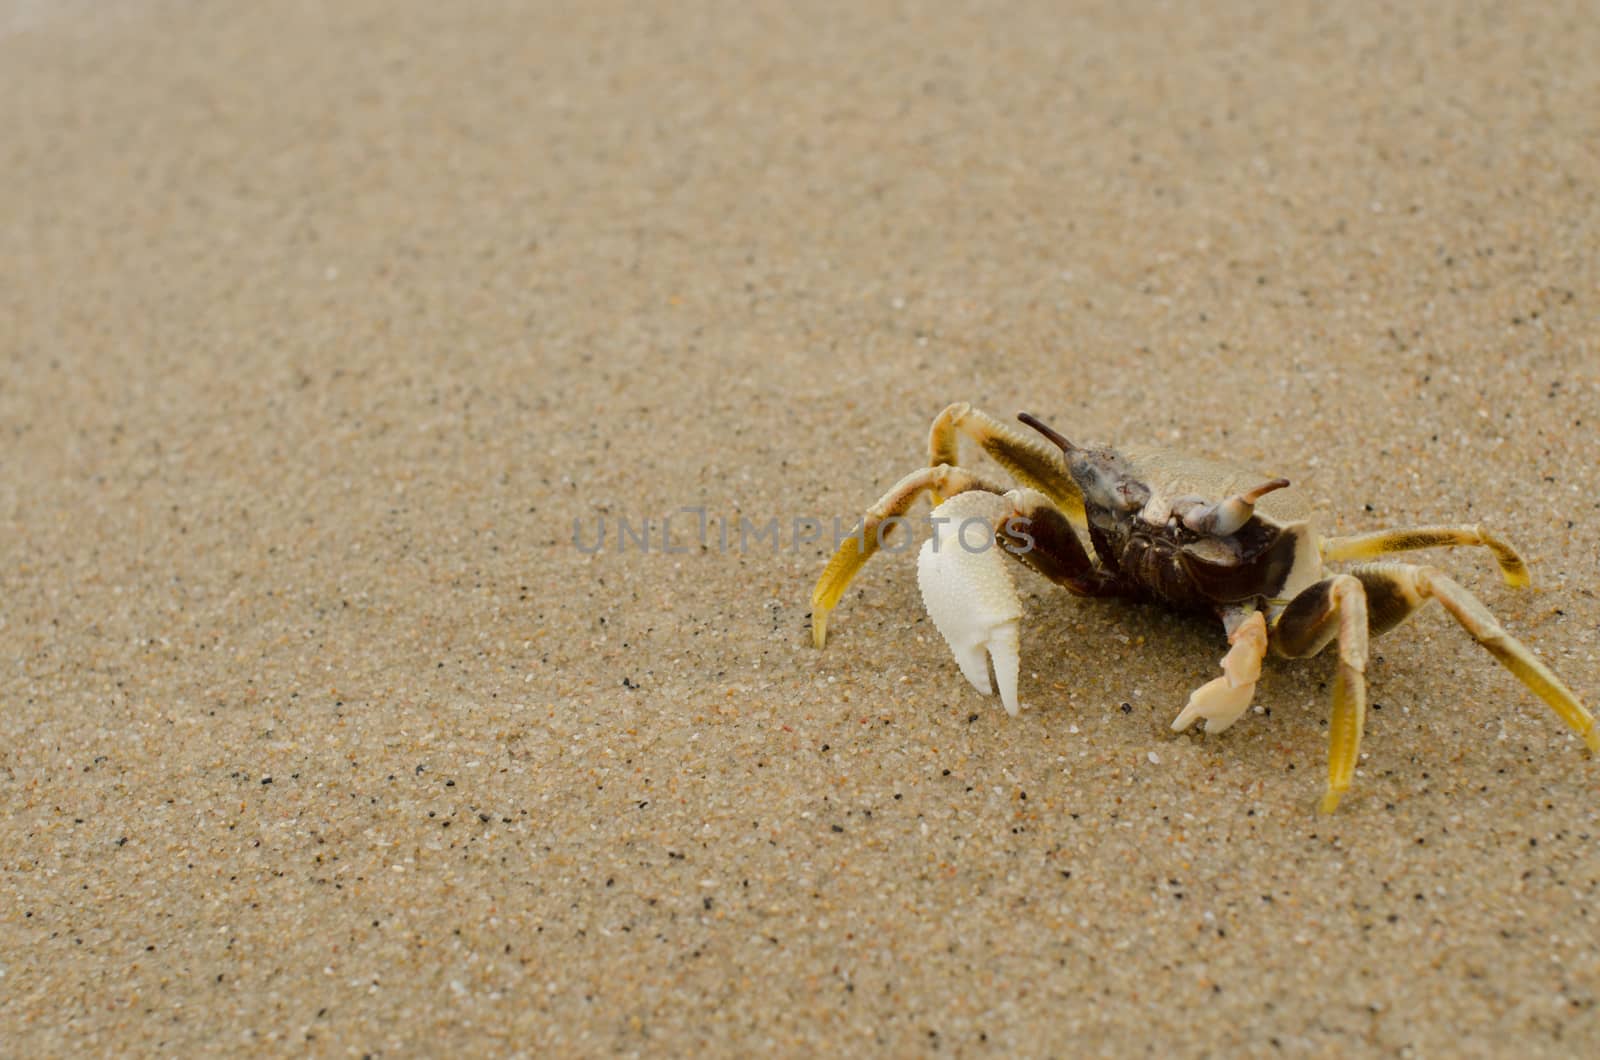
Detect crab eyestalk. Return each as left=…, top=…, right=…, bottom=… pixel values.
left=1016, top=412, right=1074, bottom=454
left=1181, top=478, right=1291, bottom=535
left=1019, top=412, right=1150, bottom=516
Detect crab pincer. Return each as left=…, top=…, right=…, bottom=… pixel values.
left=916, top=491, right=1026, bottom=715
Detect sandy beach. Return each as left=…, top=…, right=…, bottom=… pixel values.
left=4, top=0, right=1598, bottom=1054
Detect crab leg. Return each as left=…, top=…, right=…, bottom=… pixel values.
left=1321, top=525, right=1529, bottom=587
left=1270, top=575, right=1371, bottom=814
left=929, top=402, right=1084, bottom=519
left=1172, top=610, right=1269, bottom=734
left=1350, top=562, right=1597, bottom=750
left=811, top=465, right=1009, bottom=648
left=995, top=489, right=1121, bottom=597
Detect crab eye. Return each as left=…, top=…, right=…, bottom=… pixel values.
left=1067, top=451, right=1147, bottom=513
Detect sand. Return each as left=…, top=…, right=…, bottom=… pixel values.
left=4, top=0, right=1598, bottom=1054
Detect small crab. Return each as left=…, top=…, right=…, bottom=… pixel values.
left=810, top=403, right=1596, bottom=812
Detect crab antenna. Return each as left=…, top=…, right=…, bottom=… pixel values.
left=1017, top=412, right=1076, bottom=452
left=1183, top=477, right=1291, bottom=536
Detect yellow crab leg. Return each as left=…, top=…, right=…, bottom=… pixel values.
left=1269, top=574, right=1370, bottom=813
left=1321, top=525, right=1529, bottom=587
left=1351, top=563, right=1597, bottom=750
left=810, top=464, right=1007, bottom=648
left=928, top=402, right=1084, bottom=519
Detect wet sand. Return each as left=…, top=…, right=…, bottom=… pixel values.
left=4, top=0, right=1598, bottom=1054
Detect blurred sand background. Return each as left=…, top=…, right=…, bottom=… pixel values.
left=4, top=0, right=1599, bottom=1054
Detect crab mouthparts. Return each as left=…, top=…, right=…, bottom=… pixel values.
left=1017, top=412, right=1075, bottom=453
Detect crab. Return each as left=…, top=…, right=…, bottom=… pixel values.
left=810, top=402, right=1596, bottom=812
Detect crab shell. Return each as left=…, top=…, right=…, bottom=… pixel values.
left=1092, top=445, right=1324, bottom=611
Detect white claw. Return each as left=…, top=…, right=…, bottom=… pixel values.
left=917, top=492, right=1025, bottom=715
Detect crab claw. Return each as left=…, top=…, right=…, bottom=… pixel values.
left=1171, top=675, right=1255, bottom=733
left=916, top=491, right=1025, bottom=715
left=1171, top=611, right=1268, bottom=733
